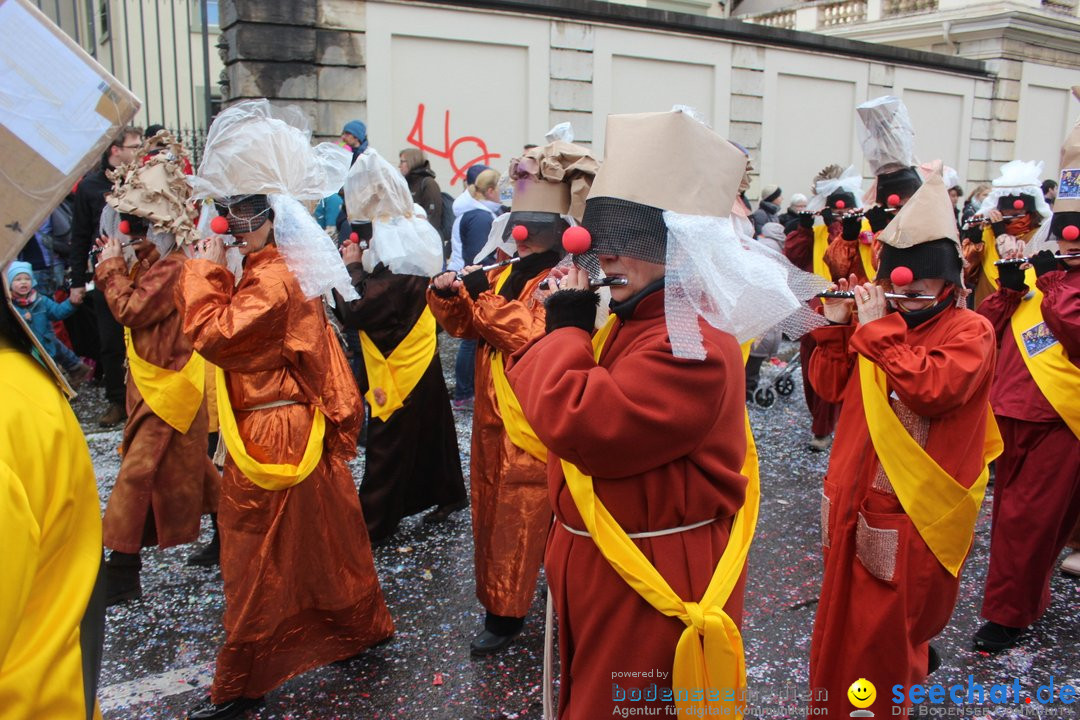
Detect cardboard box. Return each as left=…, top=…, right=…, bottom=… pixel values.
left=0, top=0, right=141, bottom=267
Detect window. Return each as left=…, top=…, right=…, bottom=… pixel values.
left=189, top=0, right=219, bottom=28
left=98, top=0, right=109, bottom=42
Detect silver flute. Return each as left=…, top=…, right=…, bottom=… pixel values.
left=994, top=254, right=1075, bottom=266
left=590, top=277, right=628, bottom=287
left=456, top=256, right=519, bottom=279
left=90, top=240, right=138, bottom=255
left=817, top=291, right=936, bottom=301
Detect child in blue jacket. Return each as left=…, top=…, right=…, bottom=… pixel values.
left=7, top=260, right=92, bottom=385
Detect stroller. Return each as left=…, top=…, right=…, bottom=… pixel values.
left=751, top=354, right=799, bottom=407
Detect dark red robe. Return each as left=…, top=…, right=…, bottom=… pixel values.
left=976, top=266, right=1080, bottom=628
left=507, top=290, right=748, bottom=719
left=807, top=306, right=996, bottom=717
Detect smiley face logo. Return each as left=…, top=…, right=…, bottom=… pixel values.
left=847, top=678, right=876, bottom=709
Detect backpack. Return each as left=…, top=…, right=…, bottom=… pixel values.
left=438, top=192, right=455, bottom=259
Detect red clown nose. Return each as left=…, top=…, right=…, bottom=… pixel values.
left=562, top=225, right=591, bottom=255
left=511, top=225, right=529, bottom=242
left=118, top=220, right=131, bottom=235
left=834, top=200, right=846, bottom=210
left=1063, top=225, right=1080, bottom=241
left=890, top=266, right=914, bottom=287
left=1013, top=199, right=1025, bottom=211
left=210, top=216, right=230, bottom=235
left=887, top=194, right=901, bottom=208
left=349, top=232, right=359, bottom=244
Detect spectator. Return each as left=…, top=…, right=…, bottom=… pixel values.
left=778, top=192, right=808, bottom=230
left=399, top=148, right=444, bottom=234
left=7, top=260, right=92, bottom=385
left=448, top=164, right=491, bottom=272
left=68, top=125, right=142, bottom=426
left=18, top=200, right=72, bottom=296
left=315, top=191, right=344, bottom=241
left=341, top=120, right=368, bottom=164
left=962, top=183, right=991, bottom=226
left=1043, top=178, right=1058, bottom=204
left=949, top=184, right=964, bottom=225
left=750, top=184, right=783, bottom=236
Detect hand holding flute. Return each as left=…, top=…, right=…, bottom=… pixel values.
left=820, top=274, right=890, bottom=324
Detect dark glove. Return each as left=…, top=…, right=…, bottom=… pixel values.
left=1031, top=249, right=1062, bottom=277
left=841, top=215, right=862, bottom=241
left=544, top=289, right=599, bottom=334
left=798, top=212, right=815, bottom=230
left=963, top=225, right=984, bottom=244
left=462, top=269, right=490, bottom=300
left=821, top=209, right=835, bottom=227
left=865, top=206, right=891, bottom=233
left=990, top=221, right=1007, bottom=238
left=429, top=271, right=458, bottom=299
left=997, top=262, right=1027, bottom=292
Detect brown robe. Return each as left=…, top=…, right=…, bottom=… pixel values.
left=426, top=263, right=551, bottom=619
left=96, top=250, right=219, bottom=553
left=333, top=262, right=466, bottom=541
left=176, top=245, right=393, bottom=702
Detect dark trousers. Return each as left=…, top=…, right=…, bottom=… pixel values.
left=92, top=287, right=126, bottom=405
left=454, top=338, right=476, bottom=401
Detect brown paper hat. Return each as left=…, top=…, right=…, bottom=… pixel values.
left=877, top=163, right=959, bottom=251
left=1054, top=86, right=1080, bottom=214
left=588, top=111, right=745, bottom=216
left=106, top=132, right=197, bottom=245
left=508, top=140, right=597, bottom=220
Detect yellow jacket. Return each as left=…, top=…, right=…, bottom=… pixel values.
left=0, top=339, right=103, bottom=720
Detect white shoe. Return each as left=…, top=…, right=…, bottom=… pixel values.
left=808, top=435, right=832, bottom=452
left=1061, top=551, right=1080, bottom=577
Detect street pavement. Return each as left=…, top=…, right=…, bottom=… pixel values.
left=74, top=339, right=1078, bottom=720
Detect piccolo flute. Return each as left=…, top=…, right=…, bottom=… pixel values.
left=591, top=277, right=628, bottom=287
left=817, top=291, right=936, bottom=301
left=90, top=240, right=138, bottom=255
left=428, top=256, right=521, bottom=290
left=994, top=254, right=1075, bottom=266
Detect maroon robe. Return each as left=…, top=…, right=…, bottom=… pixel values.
left=977, top=266, right=1080, bottom=628
left=807, top=306, right=996, bottom=717
left=508, top=290, right=748, bottom=718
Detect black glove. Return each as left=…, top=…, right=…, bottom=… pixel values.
left=821, top=209, right=835, bottom=227
left=841, top=215, right=862, bottom=241
left=798, top=212, right=814, bottom=230
left=962, top=225, right=983, bottom=244
left=544, top=289, right=599, bottom=334
left=429, top=271, right=458, bottom=299
left=997, top=262, right=1027, bottom=292
left=990, top=221, right=1007, bottom=238
left=1031, top=249, right=1062, bottom=277
left=865, top=206, right=890, bottom=233
left=462, top=269, right=490, bottom=300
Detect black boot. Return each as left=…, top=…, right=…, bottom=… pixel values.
left=105, top=550, right=142, bottom=606
left=470, top=612, right=524, bottom=656
left=187, top=514, right=220, bottom=567
left=973, top=621, right=1024, bottom=652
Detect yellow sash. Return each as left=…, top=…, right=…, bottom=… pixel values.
left=979, top=226, right=1001, bottom=294
left=123, top=328, right=205, bottom=433
left=812, top=225, right=830, bottom=282
left=488, top=266, right=548, bottom=463
left=858, top=355, right=1003, bottom=576
left=1009, top=274, right=1080, bottom=439
left=560, top=314, right=760, bottom=718
left=214, top=366, right=325, bottom=491
left=858, top=219, right=876, bottom=282
left=359, top=306, right=437, bottom=422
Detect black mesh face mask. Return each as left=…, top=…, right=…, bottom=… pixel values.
left=118, top=212, right=150, bottom=237
left=213, top=194, right=272, bottom=235
left=502, top=211, right=569, bottom=252
left=581, top=197, right=667, bottom=264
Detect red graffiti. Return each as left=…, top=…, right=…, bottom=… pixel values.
left=406, top=103, right=501, bottom=185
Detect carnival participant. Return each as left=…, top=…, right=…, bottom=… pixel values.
left=508, top=109, right=817, bottom=718
left=1, top=229, right=105, bottom=720
left=176, top=100, right=393, bottom=720
left=332, top=147, right=467, bottom=542
left=808, top=168, right=999, bottom=716
left=785, top=164, right=871, bottom=451
left=94, top=132, right=220, bottom=605
left=973, top=110, right=1080, bottom=651
left=858, top=96, right=923, bottom=237
left=427, top=132, right=598, bottom=655
left=962, top=159, right=1051, bottom=306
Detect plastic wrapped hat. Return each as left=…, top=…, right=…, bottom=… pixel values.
left=857, top=96, right=922, bottom=206
left=978, top=159, right=1052, bottom=220
left=343, top=148, right=443, bottom=277
left=583, top=108, right=827, bottom=358
left=189, top=99, right=357, bottom=302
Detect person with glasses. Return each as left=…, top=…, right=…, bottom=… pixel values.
left=68, top=125, right=143, bottom=426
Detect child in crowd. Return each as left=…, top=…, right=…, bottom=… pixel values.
left=6, top=260, right=92, bottom=385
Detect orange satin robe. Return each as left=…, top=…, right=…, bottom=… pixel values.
left=96, top=250, right=219, bottom=553
left=807, top=308, right=996, bottom=717
left=176, top=245, right=393, bottom=702
left=426, top=269, right=551, bottom=618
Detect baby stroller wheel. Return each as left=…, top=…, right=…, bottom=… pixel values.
left=775, top=375, right=795, bottom=396
left=754, top=387, right=776, bottom=408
